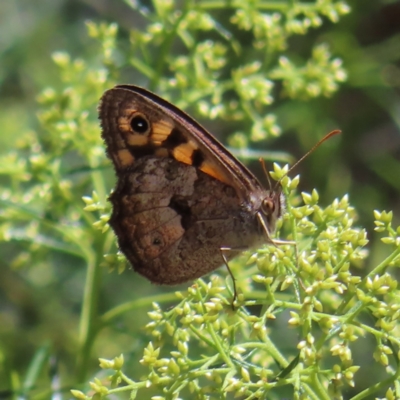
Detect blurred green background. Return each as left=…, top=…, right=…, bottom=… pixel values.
left=1, top=0, right=400, bottom=398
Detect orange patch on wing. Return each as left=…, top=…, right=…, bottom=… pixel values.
left=126, top=134, right=149, bottom=146
left=172, top=142, right=197, bottom=165
left=117, top=116, right=133, bottom=133
left=114, top=149, right=135, bottom=168
left=199, top=161, right=231, bottom=185
left=151, top=120, right=174, bottom=144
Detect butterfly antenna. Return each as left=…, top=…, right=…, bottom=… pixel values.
left=259, top=157, right=273, bottom=191
left=273, top=129, right=341, bottom=190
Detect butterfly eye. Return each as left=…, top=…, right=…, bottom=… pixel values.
left=261, top=198, right=275, bottom=216
left=130, top=113, right=151, bottom=135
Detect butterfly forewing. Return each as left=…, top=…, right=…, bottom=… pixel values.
left=99, top=85, right=265, bottom=201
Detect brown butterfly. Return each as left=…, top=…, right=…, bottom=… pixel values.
left=99, top=85, right=287, bottom=288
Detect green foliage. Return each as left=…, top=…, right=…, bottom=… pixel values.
left=77, top=167, right=400, bottom=399
left=1, top=1, right=400, bottom=399
left=115, top=0, right=348, bottom=147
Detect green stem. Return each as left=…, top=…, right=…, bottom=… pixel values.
left=75, top=234, right=104, bottom=382
left=239, top=341, right=288, bottom=368
left=336, top=246, right=400, bottom=315
left=148, top=4, right=189, bottom=90
left=100, top=292, right=178, bottom=325
left=206, top=321, right=235, bottom=368
left=350, top=368, right=400, bottom=400
left=366, top=245, right=400, bottom=279
left=198, top=1, right=290, bottom=11
left=283, top=187, right=303, bottom=304
left=306, top=370, right=330, bottom=400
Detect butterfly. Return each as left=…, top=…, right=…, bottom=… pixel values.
left=98, top=85, right=285, bottom=288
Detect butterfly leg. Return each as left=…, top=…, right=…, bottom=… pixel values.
left=220, top=246, right=248, bottom=307
left=272, top=239, right=296, bottom=246
left=256, top=212, right=296, bottom=246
